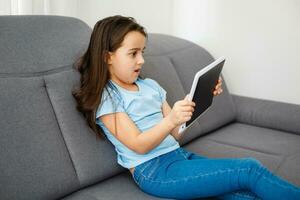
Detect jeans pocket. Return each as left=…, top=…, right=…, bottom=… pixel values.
left=144, top=157, right=160, bottom=179
left=178, top=147, right=189, bottom=159
left=132, top=168, right=140, bottom=185
left=133, top=158, right=156, bottom=183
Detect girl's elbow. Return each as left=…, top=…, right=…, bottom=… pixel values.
left=132, top=143, right=148, bottom=155
left=135, top=145, right=151, bottom=155
left=133, top=136, right=151, bottom=154
left=134, top=148, right=146, bottom=155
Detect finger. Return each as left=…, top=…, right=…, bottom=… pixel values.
left=216, top=84, right=223, bottom=91
left=178, top=100, right=188, bottom=107
left=213, top=90, right=220, bottom=95
left=182, top=101, right=196, bottom=107
left=177, top=99, right=187, bottom=106
left=181, top=96, right=189, bottom=105
left=182, top=111, right=193, bottom=117
left=180, top=106, right=195, bottom=112
left=215, top=80, right=222, bottom=87
left=214, top=89, right=223, bottom=95
left=184, top=115, right=192, bottom=122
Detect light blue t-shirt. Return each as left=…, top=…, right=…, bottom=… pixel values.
left=95, top=77, right=180, bottom=169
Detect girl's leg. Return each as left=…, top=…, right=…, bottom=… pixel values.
left=219, top=190, right=261, bottom=200
left=133, top=148, right=300, bottom=200
left=178, top=147, right=300, bottom=200
left=183, top=149, right=261, bottom=200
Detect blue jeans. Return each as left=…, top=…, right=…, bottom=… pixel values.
left=132, top=147, right=300, bottom=200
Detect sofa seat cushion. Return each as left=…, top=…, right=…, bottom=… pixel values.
left=183, top=122, right=300, bottom=187
left=61, top=169, right=216, bottom=200
left=62, top=122, right=300, bottom=200
left=61, top=172, right=173, bottom=200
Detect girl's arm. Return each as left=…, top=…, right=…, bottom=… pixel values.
left=99, top=112, right=177, bottom=155
left=99, top=96, right=194, bottom=154
left=161, top=100, right=182, bottom=141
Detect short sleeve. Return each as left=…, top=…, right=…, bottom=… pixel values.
left=96, top=89, right=125, bottom=119
left=158, top=83, right=167, bottom=103
left=147, top=78, right=167, bottom=103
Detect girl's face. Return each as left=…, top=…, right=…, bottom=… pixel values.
left=107, top=31, right=146, bottom=87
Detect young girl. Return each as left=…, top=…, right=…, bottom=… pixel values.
left=72, top=15, right=300, bottom=200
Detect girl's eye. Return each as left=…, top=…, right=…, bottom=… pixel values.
left=130, top=50, right=144, bottom=57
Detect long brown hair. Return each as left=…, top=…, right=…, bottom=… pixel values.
left=72, top=15, right=147, bottom=139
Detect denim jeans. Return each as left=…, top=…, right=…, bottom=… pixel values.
left=132, top=147, right=300, bottom=200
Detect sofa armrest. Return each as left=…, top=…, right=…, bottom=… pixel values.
left=232, top=95, right=300, bottom=135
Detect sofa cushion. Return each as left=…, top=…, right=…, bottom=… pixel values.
left=233, top=95, right=300, bottom=135
left=61, top=172, right=166, bottom=200
left=0, top=77, right=80, bottom=200
left=0, top=15, right=90, bottom=73
left=44, top=69, right=125, bottom=187
left=0, top=15, right=93, bottom=200
left=61, top=172, right=216, bottom=200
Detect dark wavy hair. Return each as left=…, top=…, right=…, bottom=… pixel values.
left=72, top=15, right=147, bottom=139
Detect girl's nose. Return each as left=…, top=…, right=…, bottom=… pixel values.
left=137, top=54, right=145, bottom=65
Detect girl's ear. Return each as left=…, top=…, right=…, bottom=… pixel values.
left=105, top=51, right=113, bottom=65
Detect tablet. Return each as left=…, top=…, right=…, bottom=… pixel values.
left=178, top=57, right=225, bottom=134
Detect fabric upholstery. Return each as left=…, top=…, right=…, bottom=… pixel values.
left=0, top=15, right=90, bottom=73
left=0, top=15, right=299, bottom=200
left=0, top=75, right=80, bottom=199
left=232, top=95, right=300, bottom=135
left=62, top=172, right=216, bottom=200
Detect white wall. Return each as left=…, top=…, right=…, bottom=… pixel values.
left=76, top=0, right=173, bottom=34
left=173, top=0, right=300, bottom=105
left=1, top=0, right=299, bottom=104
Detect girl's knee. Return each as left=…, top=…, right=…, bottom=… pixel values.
left=243, top=157, right=263, bottom=168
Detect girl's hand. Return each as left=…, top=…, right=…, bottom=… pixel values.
left=213, top=77, right=223, bottom=96
left=166, top=95, right=196, bottom=127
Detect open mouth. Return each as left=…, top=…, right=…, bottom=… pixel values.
left=134, top=69, right=140, bottom=73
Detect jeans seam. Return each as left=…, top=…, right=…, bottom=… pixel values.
left=140, top=167, right=252, bottom=184
left=138, top=159, right=154, bottom=175
left=145, top=158, right=160, bottom=179
left=178, top=148, right=189, bottom=159
left=253, top=170, right=299, bottom=192
left=231, top=192, right=258, bottom=199
left=232, top=194, right=257, bottom=200
left=133, top=168, right=144, bottom=188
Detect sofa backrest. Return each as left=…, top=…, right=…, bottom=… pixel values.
left=142, top=34, right=236, bottom=145
left=0, top=16, right=236, bottom=200
left=0, top=15, right=124, bottom=200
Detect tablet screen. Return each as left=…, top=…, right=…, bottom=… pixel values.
left=186, top=59, right=225, bottom=128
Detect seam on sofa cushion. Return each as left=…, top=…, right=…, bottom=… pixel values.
left=206, top=138, right=281, bottom=156
left=273, top=156, right=288, bottom=174
left=43, top=77, right=80, bottom=184
left=273, top=150, right=300, bottom=174
left=0, top=64, right=72, bottom=78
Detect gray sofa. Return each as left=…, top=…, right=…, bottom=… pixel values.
left=1, top=15, right=299, bottom=200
